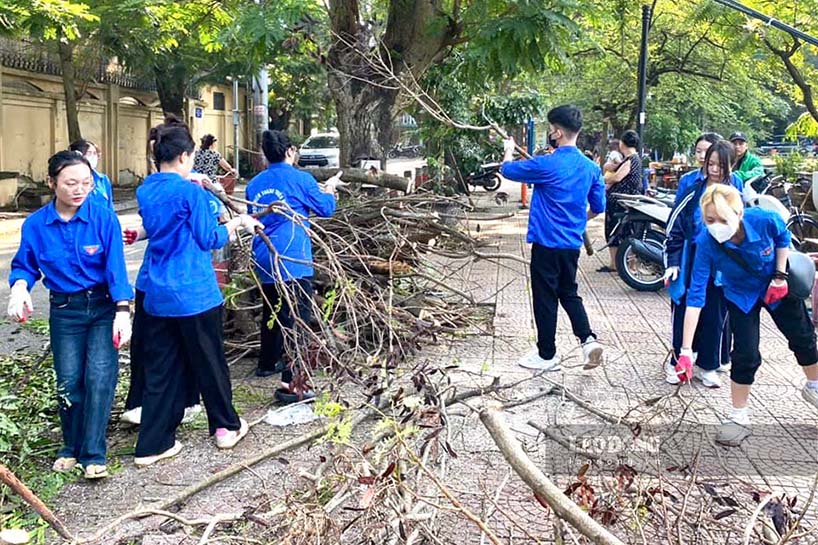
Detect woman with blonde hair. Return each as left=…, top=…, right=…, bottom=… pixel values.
left=678, top=184, right=818, bottom=446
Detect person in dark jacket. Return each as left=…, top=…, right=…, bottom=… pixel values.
left=663, top=138, right=743, bottom=388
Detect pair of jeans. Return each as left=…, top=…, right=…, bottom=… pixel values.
left=125, top=290, right=199, bottom=411
left=49, top=286, right=117, bottom=466
left=135, top=304, right=240, bottom=457
left=259, top=279, right=314, bottom=384
left=670, top=280, right=728, bottom=371
left=530, top=244, right=594, bottom=359
left=728, top=297, right=818, bottom=385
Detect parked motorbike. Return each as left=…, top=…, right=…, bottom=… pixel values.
left=605, top=189, right=674, bottom=292
left=466, top=162, right=503, bottom=192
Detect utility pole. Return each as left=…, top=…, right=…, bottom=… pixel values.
left=232, top=78, right=240, bottom=177
left=635, top=4, right=651, bottom=154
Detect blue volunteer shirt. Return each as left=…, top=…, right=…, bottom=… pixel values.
left=500, top=147, right=605, bottom=249
left=89, top=170, right=115, bottom=212
left=246, top=163, right=336, bottom=283
left=674, top=170, right=744, bottom=230
left=686, top=207, right=790, bottom=313
left=136, top=171, right=229, bottom=317
left=9, top=198, right=133, bottom=302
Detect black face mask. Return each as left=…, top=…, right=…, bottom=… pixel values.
left=548, top=131, right=559, bottom=149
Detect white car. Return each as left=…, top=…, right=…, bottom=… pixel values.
left=298, top=133, right=340, bottom=168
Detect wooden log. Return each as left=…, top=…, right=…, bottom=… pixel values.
left=299, top=167, right=413, bottom=193
left=0, top=464, right=74, bottom=542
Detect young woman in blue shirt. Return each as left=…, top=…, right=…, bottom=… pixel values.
left=132, top=118, right=261, bottom=466
left=664, top=138, right=744, bottom=388
left=246, top=130, right=339, bottom=401
left=679, top=184, right=818, bottom=446
left=8, top=151, right=133, bottom=479
left=69, top=139, right=115, bottom=213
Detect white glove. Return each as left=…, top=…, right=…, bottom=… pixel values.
left=8, top=280, right=33, bottom=322
left=503, top=138, right=516, bottom=155
left=680, top=347, right=694, bottom=359
left=238, top=214, right=263, bottom=235
left=187, top=172, right=211, bottom=187
left=112, top=310, right=131, bottom=349
left=323, top=171, right=347, bottom=193
left=663, top=266, right=679, bottom=284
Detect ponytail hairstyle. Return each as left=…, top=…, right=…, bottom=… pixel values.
left=261, top=130, right=292, bottom=164
left=200, top=134, right=217, bottom=150
left=702, top=140, right=735, bottom=184
left=151, top=115, right=195, bottom=167
left=699, top=183, right=743, bottom=223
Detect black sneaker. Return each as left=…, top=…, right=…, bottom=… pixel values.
left=274, top=386, right=316, bottom=404
left=255, top=360, right=286, bottom=377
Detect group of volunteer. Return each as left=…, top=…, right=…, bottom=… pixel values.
left=7, top=119, right=340, bottom=479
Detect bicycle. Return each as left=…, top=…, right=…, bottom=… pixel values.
left=750, top=173, right=818, bottom=252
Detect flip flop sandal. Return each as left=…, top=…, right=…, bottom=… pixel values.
left=83, top=464, right=109, bottom=480
left=52, top=457, right=78, bottom=472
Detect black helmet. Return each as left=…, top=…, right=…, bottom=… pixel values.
left=787, top=251, right=816, bottom=299
left=729, top=132, right=748, bottom=143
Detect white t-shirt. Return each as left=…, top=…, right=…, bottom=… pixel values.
left=605, top=150, right=623, bottom=164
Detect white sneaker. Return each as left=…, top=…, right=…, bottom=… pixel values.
left=134, top=441, right=183, bottom=467
left=695, top=368, right=721, bottom=388
left=802, top=385, right=818, bottom=410
left=717, top=362, right=731, bottom=374
left=664, top=362, right=681, bottom=385
left=120, top=407, right=142, bottom=425
left=517, top=349, right=560, bottom=371
left=215, top=418, right=249, bottom=449
left=581, top=339, right=604, bottom=369
left=182, top=404, right=203, bottom=424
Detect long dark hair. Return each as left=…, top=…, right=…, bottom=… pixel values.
left=151, top=115, right=194, bottom=167
left=200, top=134, right=217, bottom=150
left=48, top=150, right=91, bottom=180
left=69, top=139, right=99, bottom=156
left=703, top=140, right=735, bottom=184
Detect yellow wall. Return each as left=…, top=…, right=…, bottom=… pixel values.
left=0, top=68, right=249, bottom=185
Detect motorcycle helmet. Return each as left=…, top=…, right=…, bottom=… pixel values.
left=787, top=251, right=816, bottom=300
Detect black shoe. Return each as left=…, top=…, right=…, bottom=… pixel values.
left=274, top=387, right=317, bottom=404
left=596, top=266, right=615, bottom=273
left=255, top=361, right=286, bottom=377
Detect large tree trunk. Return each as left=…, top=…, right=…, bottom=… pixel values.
left=326, top=0, right=458, bottom=168
left=154, top=55, right=187, bottom=119
left=56, top=38, right=82, bottom=143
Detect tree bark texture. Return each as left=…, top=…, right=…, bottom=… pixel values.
left=154, top=54, right=187, bottom=120
left=56, top=38, right=82, bottom=143
left=326, top=0, right=459, bottom=167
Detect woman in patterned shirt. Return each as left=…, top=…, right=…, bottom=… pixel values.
left=600, top=130, right=643, bottom=272
left=193, top=134, right=237, bottom=179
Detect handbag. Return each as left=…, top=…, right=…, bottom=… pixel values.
left=719, top=243, right=815, bottom=300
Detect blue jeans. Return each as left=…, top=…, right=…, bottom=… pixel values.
left=49, top=287, right=117, bottom=466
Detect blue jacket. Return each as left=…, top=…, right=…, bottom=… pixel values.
left=500, top=147, right=606, bottom=250
left=136, top=172, right=229, bottom=317
left=89, top=170, right=115, bottom=212
left=246, top=163, right=336, bottom=283
left=10, top=198, right=133, bottom=302
left=687, top=207, right=790, bottom=313
left=665, top=170, right=744, bottom=303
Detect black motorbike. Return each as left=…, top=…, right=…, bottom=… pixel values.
left=466, top=162, right=503, bottom=192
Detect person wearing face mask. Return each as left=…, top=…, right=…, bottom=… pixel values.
left=69, top=139, right=114, bottom=212
left=664, top=139, right=743, bottom=388
left=7, top=151, right=133, bottom=480
left=679, top=184, right=818, bottom=446
left=500, top=105, right=606, bottom=371
left=729, top=132, right=765, bottom=183
left=132, top=118, right=262, bottom=466
left=246, top=130, right=341, bottom=402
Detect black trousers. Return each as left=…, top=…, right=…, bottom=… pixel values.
left=135, top=304, right=240, bottom=457
left=530, top=244, right=594, bottom=359
left=125, top=290, right=199, bottom=411
left=728, top=297, right=818, bottom=385
left=670, top=281, right=728, bottom=370
left=259, top=279, right=314, bottom=384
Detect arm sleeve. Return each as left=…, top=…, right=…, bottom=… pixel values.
left=588, top=170, right=606, bottom=214
left=300, top=174, right=336, bottom=217
left=245, top=183, right=254, bottom=214
left=101, top=211, right=134, bottom=302
left=664, top=199, right=688, bottom=268
left=730, top=173, right=745, bottom=194
left=9, top=222, right=41, bottom=289
left=674, top=175, right=690, bottom=205
left=187, top=186, right=229, bottom=251
left=500, top=157, right=545, bottom=183
left=770, top=213, right=791, bottom=248
left=685, top=238, right=714, bottom=308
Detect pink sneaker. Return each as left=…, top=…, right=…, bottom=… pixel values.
left=215, top=418, right=248, bottom=449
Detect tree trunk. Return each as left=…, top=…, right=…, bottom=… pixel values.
left=56, top=38, right=82, bottom=143
left=269, top=107, right=291, bottom=131
left=154, top=55, right=187, bottom=120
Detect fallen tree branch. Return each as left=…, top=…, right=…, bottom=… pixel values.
left=0, top=464, right=74, bottom=542
left=479, top=406, right=626, bottom=545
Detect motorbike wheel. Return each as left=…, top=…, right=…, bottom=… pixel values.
left=787, top=214, right=818, bottom=253
left=483, top=174, right=502, bottom=192
left=615, top=231, right=665, bottom=292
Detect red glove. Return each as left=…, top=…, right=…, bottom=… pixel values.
left=123, top=229, right=138, bottom=245
left=764, top=280, right=788, bottom=306
left=675, top=353, right=693, bottom=383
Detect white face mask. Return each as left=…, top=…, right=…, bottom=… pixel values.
left=707, top=216, right=739, bottom=243
left=87, top=155, right=99, bottom=170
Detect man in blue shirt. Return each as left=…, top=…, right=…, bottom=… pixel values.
left=501, top=105, right=606, bottom=371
